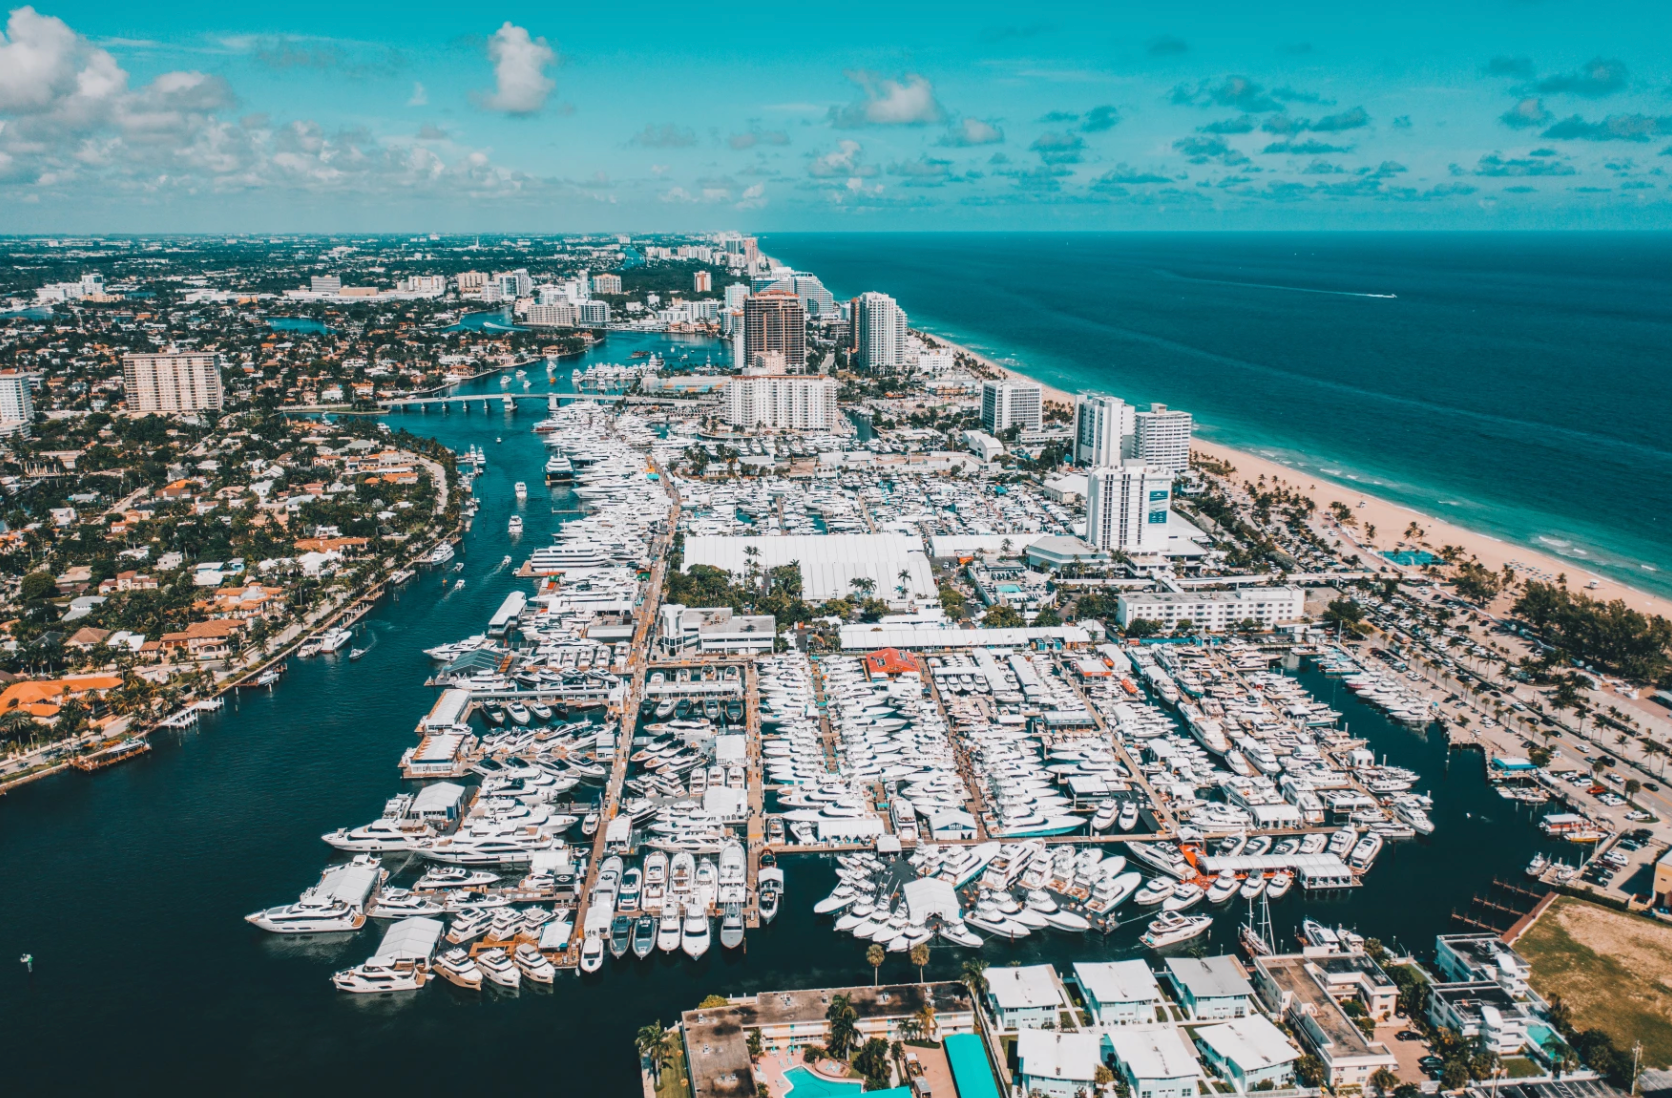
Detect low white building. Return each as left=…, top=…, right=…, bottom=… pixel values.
left=1017, top=1030, right=1106, bottom=1098
left=1106, top=1026, right=1200, bottom=1098
left=1116, top=586, right=1305, bottom=631
left=1193, top=1014, right=1300, bottom=1091
left=985, top=964, right=1067, bottom=1031
left=657, top=604, right=776, bottom=655
left=1073, top=960, right=1165, bottom=1026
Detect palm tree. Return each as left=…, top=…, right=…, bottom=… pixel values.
left=826, top=994, right=860, bottom=1059
left=960, top=958, right=989, bottom=1004
left=1370, top=1067, right=1400, bottom=1096
left=867, top=943, right=885, bottom=985
left=636, top=1021, right=668, bottom=1083
left=909, top=941, right=930, bottom=983
left=914, top=1004, right=937, bottom=1042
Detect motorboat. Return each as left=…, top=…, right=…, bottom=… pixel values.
left=322, top=818, right=432, bottom=853
left=1141, top=912, right=1213, bottom=949
left=1205, top=872, right=1241, bottom=904
left=1162, top=882, right=1205, bottom=912
left=720, top=903, right=745, bottom=950
left=475, top=947, right=520, bottom=988
left=367, top=889, right=444, bottom=919
left=245, top=894, right=365, bottom=934
left=579, top=932, right=604, bottom=973
left=1132, top=878, right=1176, bottom=907
left=1092, top=803, right=1118, bottom=832
left=1266, top=872, right=1293, bottom=899
left=433, top=948, right=484, bottom=990
left=331, top=960, right=426, bottom=993
left=1239, top=875, right=1268, bottom=900
left=514, top=481, right=528, bottom=500
left=446, top=909, right=495, bottom=944
left=610, top=915, right=633, bottom=959
left=1118, top=802, right=1140, bottom=831
left=681, top=906, right=712, bottom=959
left=514, top=942, right=556, bottom=984
left=633, top=915, right=657, bottom=958
left=415, top=867, right=500, bottom=891
left=507, top=702, right=532, bottom=726
left=658, top=906, right=684, bottom=953
left=319, top=627, right=353, bottom=653
left=757, top=863, right=785, bottom=924
left=508, top=515, right=524, bottom=535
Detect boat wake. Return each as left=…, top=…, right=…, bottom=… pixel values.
left=1161, top=270, right=1397, bottom=300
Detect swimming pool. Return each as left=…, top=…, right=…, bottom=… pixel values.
left=781, top=1066, right=861, bottom=1098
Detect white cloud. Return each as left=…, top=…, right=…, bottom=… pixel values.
left=938, top=117, right=1004, bottom=146
left=736, top=182, right=766, bottom=209
left=830, top=71, right=945, bottom=127
left=480, top=22, right=556, bottom=116
left=407, top=81, right=427, bottom=107
left=809, top=139, right=871, bottom=177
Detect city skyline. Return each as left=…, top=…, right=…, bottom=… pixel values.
left=3, top=1, right=1672, bottom=231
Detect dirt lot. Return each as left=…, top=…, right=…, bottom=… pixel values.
left=1516, top=895, right=1672, bottom=1068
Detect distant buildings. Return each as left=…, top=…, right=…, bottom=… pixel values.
left=723, top=283, right=750, bottom=310
left=692, top=270, right=712, bottom=293
left=123, top=352, right=225, bottom=413
left=1135, top=403, right=1193, bottom=473
left=852, top=291, right=908, bottom=370
left=1115, top=586, right=1305, bottom=630
left=1085, top=462, right=1173, bottom=554
left=590, top=272, right=622, bottom=295
left=723, top=373, right=838, bottom=431
left=1074, top=390, right=1134, bottom=467
left=494, top=269, right=534, bottom=299
left=742, top=290, right=806, bottom=372
left=980, top=378, right=1042, bottom=434
left=0, top=370, right=36, bottom=436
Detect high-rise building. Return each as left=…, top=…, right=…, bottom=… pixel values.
left=123, top=352, right=225, bottom=413
left=1074, top=391, right=1134, bottom=467
left=0, top=370, right=36, bottom=436
left=1134, top=404, right=1193, bottom=474
left=590, top=273, right=622, bottom=295
left=579, top=300, right=611, bottom=326
left=310, top=275, right=341, bottom=295
left=980, top=379, right=1043, bottom=435
left=494, top=269, right=533, bottom=299
left=853, top=291, right=908, bottom=370
left=743, top=290, right=806, bottom=373
left=456, top=271, right=487, bottom=294
left=1085, top=463, right=1174, bottom=554
left=724, top=374, right=839, bottom=431
left=526, top=302, right=580, bottom=327
left=723, top=283, right=750, bottom=310
left=693, top=270, right=712, bottom=293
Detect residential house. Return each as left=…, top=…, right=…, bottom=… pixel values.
left=986, top=964, right=1069, bottom=1031
left=1193, top=1014, right=1301, bottom=1092
left=1428, top=983, right=1532, bottom=1055
left=1164, top=956, right=1255, bottom=1020
left=1072, top=960, right=1165, bottom=1026
left=159, top=619, right=245, bottom=659
left=1017, top=1030, right=1106, bottom=1098
left=0, top=674, right=123, bottom=719
left=1106, top=1025, right=1200, bottom=1098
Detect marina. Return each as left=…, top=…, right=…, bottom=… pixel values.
left=0, top=341, right=1611, bottom=1095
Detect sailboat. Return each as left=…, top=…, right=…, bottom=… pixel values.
left=1238, top=893, right=1275, bottom=959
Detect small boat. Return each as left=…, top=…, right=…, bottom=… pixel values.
left=579, top=932, right=604, bottom=973
left=1162, top=882, right=1204, bottom=912
left=1092, top=803, right=1118, bottom=832
left=514, top=942, right=556, bottom=984
left=1118, top=802, right=1139, bottom=831
left=452, top=579, right=465, bottom=591
left=610, top=915, right=633, bottom=959
left=632, top=915, right=656, bottom=958
left=1205, top=873, right=1241, bottom=904
left=720, top=902, right=745, bottom=950
left=508, top=515, right=524, bottom=535
left=757, top=858, right=784, bottom=924
left=1132, top=878, right=1176, bottom=907
left=507, top=702, right=531, bottom=726
left=514, top=481, right=528, bottom=500
left=433, top=947, right=484, bottom=990
left=1266, top=872, right=1293, bottom=899
left=582, top=812, right=600, bottom=837
left=657, top=906, right=683, bottom=953
left=348, top=647, right=367, bottom=661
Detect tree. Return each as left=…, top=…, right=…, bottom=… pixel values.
left=636, top=1022, right=670, bottom=1083
left=983, top=604, right=1025, bottom=629
left=1370, top=1067, right=1400, bottom=1096
left=960, top=958, right=989, bottom=1003
left=747, top=1029, right=763, bottom=1060
left=909, top=941, right=930, bottom=983
left=826, top=995, right=860, bottom=1059
left=1124, top=618, right=1162, bottom=639
left=1295, top=1054, right=1325, bottom=1087
left=867, top=943, right=886, bottom=985
left=20, top=571, right=56, bottom=602
left=852, top=1037, right=891, bottom=1088
left=697, top=994, right=730, bottom=1008
left=850, top=576, right=877, bottom=600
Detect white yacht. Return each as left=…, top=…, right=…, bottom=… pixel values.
left=433, top=948, right=484, bottom=990
left=318, top=627, right=353, bottom=654
left=476, top=947, right=522, bottom=988
left=246, top=894, right=365, bottom=934
left=657, top=905, right=683, bottom=953
left=508, top=515, right=524, bottom=535
left=1141, top=912, right=1213, bottom=949
left=331, top=960, right=426, bottom=994
left=426, top=541, right=456, bottom=566
left=681, top=905, right=712, bottom=959
left=513, top=942, right=556, bottom=984
left=322, top=818, right=432, bottom=853
left=514, top=481, right=528, bottom=500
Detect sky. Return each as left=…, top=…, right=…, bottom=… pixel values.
left=3, top=0, right=1672, bottom=232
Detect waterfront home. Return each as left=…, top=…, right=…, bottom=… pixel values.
left=1434, top=933, right=1531, bottom=1000
left=0, top=672, right=123, bottom=719
left=1251, top=954, right=1398, bottom=1089
left=1071, top=960, right=1165, bottom=1026
left=1193, top=1014, right=1300, bottom=1091
left=1163, top=956, right=1255, bottom=1020
left=1427, top=982, right=1532, bottom=1055
left=1105, top=1025, right=1200, bottom=1098
left=158, top=618, right=245, bottom=659
left=986, top=964, right=1069, bottom=1031
left=1017, top=1030, right=1106, bottom=1098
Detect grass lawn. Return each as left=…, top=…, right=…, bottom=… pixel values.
left=656, top=1044, right=694, bottom=1098
left=1517, top=895, right=1672, bottom=1069
left=1501, top=1057, right=1544, bottom=1079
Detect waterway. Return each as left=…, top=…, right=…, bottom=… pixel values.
left=0, top=330, right=1571, bottom=1093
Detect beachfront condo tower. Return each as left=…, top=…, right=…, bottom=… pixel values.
left=122, top=352, right=226, bottom=414
left=1086, top=462, right=1174, bottom=553
left=853, top=291, right=909, bottom=370
left=1135, top=404, right=1193, bottom=474
left=1074, top=391, right=1135, bottom=467
left=743, top=290, right=807, bottom=373
left=981, top=379, right=1043, bottom=435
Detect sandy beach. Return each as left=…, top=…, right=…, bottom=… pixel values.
left=925, top=331, right=1671, bottom=619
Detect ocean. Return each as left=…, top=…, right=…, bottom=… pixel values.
left=762, top=232, right=1672, bottom=599
left=0, top=325, right=1585, bottom=1093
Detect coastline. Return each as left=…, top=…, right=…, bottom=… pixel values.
left=922, top=330, right=1672, bottom=619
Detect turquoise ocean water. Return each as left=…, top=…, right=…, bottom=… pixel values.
left=763, top=232, right=1672, bottom=599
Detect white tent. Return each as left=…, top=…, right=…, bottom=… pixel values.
left=369, top=917, right=444, bottom=965
left=903, top=877, right=961, bottom=924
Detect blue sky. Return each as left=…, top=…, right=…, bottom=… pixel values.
left=3, top=0, right=1672, bottom=231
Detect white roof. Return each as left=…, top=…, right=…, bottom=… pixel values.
left=369, top=917, right=444, bottom=965
left=605, top=815, right=633, bottom=841
left=1018, top=1030, right=1105, bottom=1083
left=988, top=964, right=1064, bottom=1010
left=684, top=532, right=936, bottom=605
left=1165, top=956, right=1254, bottom=1000
left=715, top=734, right=746, bottom=765
left=1107, top=1026, right=1199, bottom=1081
left=1074, top=960, right=1162, bottom=1005
left=903, top=877, right=960, bottom=924
left=928, top=533, right=1049, bottom=558
left=1194, top=1015, right=1299, bottom=1070
left=839, top=624, right=1091, bottom=650
left=412, top=781, right=465, bottom=812
left=314, top=860, right=382, bottom=908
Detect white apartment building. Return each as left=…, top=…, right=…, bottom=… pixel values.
left=526, top=302, right=580, bottom=327
left=1135, top=403, right=1193, bottom=473
left=1074, top=390, right=1134, bottom=467
left=1086, top=462, right=1174, bottom=553
left=493, top=269, right=533, bottom=299
left=980, top=379, right=1042, bottom=435
left=1115, top=586, right=1305, bottom=630
left=723, top=283, right=750, bottom=310
left=0, top=370, right=36, bottom=436
left=123, top=352, right=225, bottom=413
left=723, top=374, right=839, bottom=432
left=854, top=291, right=908, bottom=370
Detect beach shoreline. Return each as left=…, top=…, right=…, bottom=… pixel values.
left=921, top=330, right=1671, bottom=619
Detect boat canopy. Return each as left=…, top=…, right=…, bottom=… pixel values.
left=904, top=877, right=961, bottom=924
left=314, top=860, right=382, bottom=909
left=369, top=917, right=444, bottom=965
